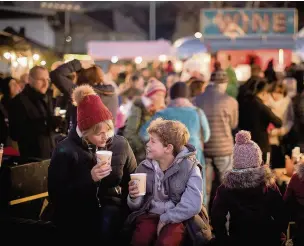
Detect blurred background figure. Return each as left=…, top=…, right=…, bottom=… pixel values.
left=19, top=73, right=29, bottom=90
left=225, top=55, right=238, bottom=99
left=120, top=73, right=144, bottom=104
left=9, top=66, right=62, bottom=160
left=50, top=59, right=118, bottom=129
left=123, top=79, right=166, bottom=163
left=188, top=79, right=206, bottom=99
left=267, top=82, right=294, bottom=168
left=264, top=59, right=277, bottom=84
left=238, top=79, right=282, bottom=161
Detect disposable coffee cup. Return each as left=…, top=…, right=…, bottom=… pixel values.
left=292, top=147, right=301, bottom=163
left=54, top=107, right=60, bottom=116
left=292, top=147, right=300, bottom=156
left=130, top=173, right=147, bottom=196
left=96, top=150, right=112, bottom=166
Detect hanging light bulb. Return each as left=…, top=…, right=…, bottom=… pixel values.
left=194, top=32, right=202, bottom=39
left=33, top=54, right=40, bottom=61
left=135, top=56, right=143, bottom=64
left=3, top=52, right=11, bottom=60
left=111, top=56, right=119, bottom=63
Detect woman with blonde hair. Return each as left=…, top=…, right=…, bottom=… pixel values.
left=48, top=85, right=136, bottom=243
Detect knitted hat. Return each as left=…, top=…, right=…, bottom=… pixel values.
left=72, top=85, right=113, bottom=131
left=233, top=131, right=262, bottom=169
left=210, top=69, right=228, bottom=84
left=170, top=82, right=189, bottom=100
left=145, top=79, right=166, bottom=98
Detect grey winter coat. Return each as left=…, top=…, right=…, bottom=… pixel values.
left=194, top=84, right=239, bottom=157
left=126, top=145, right=203, bottom=225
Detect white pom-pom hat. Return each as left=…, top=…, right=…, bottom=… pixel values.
left=233, top=130, right=263, bottom=169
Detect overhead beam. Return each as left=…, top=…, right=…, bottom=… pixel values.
left=0, top=5, right=56, bottom=16
left=83, top=1, right=166, bottom=12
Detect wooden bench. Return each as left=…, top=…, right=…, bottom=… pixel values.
left=0, top=159, right=50, bottom=219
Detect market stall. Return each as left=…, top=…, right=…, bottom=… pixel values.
left=0, top=27, right=61, bottom=78
left=200, top=8, right=298, bottom=72
left=87, top=39, right=173, bottom=62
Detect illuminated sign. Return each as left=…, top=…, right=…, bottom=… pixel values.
left=201, top=9, right=298, bottom=38
left=64, top=54, right=92, bottom=62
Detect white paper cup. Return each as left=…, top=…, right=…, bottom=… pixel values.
left=96, top=150, right=112, bottom=165
left=292, top=147, right=301, bottom=162
left=130, top=173, right=147, bottom=196
left=54, top=107, right=61, bottom=116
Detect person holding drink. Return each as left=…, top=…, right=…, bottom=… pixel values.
left=48, top=85, right=137, bottom=243
left=127, top=118, right=204, bottom=246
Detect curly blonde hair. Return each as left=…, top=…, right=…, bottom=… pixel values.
left=147, top=118, right=190, bottom=156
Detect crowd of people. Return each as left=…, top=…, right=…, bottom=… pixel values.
left=0, top=57, right=304, bottom=245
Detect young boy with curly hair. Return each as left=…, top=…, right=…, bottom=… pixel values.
left=126, top=118, right=203, bottom=246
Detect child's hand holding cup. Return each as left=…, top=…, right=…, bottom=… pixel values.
left=129, top=173, right=147, bottom=198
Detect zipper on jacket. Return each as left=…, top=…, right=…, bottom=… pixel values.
left=96, top=183, right=101, bottom=208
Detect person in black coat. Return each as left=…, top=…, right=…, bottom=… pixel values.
left=0, top=102, right=8, bottom=146
left=237, top=64, right=262, bottom=105
left=8, top=66, right=61, bottom=160
left=211, top=131, right=288, bottom=246
left=0, top=76, right=14, bottom=112
left=239, top=79, right=282, bottom=161
left=48, top=85, right=136, bottom=244
left=50, top=59, right=119, bottom=129
left=264, top=59, right=277, bottom=84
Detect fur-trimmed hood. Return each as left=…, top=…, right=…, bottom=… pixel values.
left=223, top=165, right=275, bottom=189
left=295, top=163, right=304, bottom=181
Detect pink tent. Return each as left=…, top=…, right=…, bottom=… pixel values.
left=87, top=40, right=173, bottom=60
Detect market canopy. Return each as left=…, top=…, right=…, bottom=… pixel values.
left=87, top=40, right=173, bottom=60
left=204, top=36, right=296, bottom=51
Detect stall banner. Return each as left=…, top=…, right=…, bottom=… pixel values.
left=201, top=9, right=298, bottom=38
left=216, top=49, right=292, bottom=71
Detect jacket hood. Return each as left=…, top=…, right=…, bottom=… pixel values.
left=174, top=144, right=196, bottom=161
left=223, top=165, right=275, bottom=189
left=143, top=144, right=200, bottom=170
left=94, top=84, right=115, bottom=96
left=295, top=163, right=304, bottom=181
left=168, top=98, right=194, bottom=108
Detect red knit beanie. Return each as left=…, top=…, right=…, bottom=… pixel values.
left=72, top=85, right=113, bottom=131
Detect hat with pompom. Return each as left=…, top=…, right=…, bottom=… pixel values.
left=72, top=85, right=113, bottom=131
left=233, top=130, right=262, bottom=169
left=144, top=78, right=166, bottom=98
